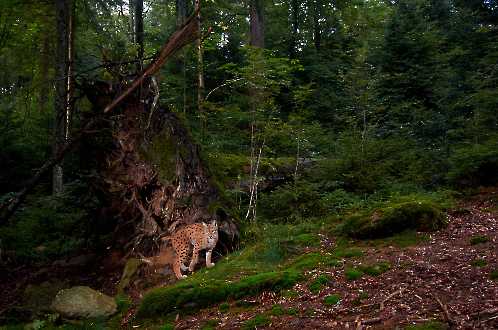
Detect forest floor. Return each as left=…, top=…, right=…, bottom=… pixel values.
left=171, top=189, right=498, bottom=330
left=1, top=189, right=497, bottom=329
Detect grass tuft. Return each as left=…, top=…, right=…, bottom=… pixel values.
left=470, top=235, right=489, bottom=245
left=323, top=294, right=341, bottom=306
left=345, top=268, right=363, bottom=280
left=308, top=274, right=330, bottom=293
left=242, top=314, right=271, bottom=330
left=471, top=259, right=487, bottom=267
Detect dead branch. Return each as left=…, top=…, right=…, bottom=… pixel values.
left=433, top=294, right=455, bottom=328
left=103, top=10, right=199, bottom=113
left=380, top=288, right=405, bottom=311
left=0, top=12, right=200, bottom=223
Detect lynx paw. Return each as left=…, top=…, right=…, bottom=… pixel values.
left=207, top=262, right=215, bottom=268
left=180, top=263, right=188, bottom=271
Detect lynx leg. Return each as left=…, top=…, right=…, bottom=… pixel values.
left=206, top=249, right=215, bottom=268
left=189, top=244, right=200, bottom=272
left=180, top=263, right=188, bottom=271
left=173, top=257, right=187, bottom=279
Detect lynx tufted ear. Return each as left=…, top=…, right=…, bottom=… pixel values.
left=211, top=219, right=217, bottom=227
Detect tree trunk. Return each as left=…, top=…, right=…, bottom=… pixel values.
left=134, top=0, right=144, bottom=69
left=129, top=0, right=135, bottom=43
left=194, top=0, right=204, bottom=115
left=249, top=0, right=264, bottom=48
left=313, top=0, right=321, bottom=50
left=176, top=0, right=188, bottom=113
left=53, top=0, right=73, bottom=194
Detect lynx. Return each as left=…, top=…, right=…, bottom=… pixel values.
left=162, top=220, right=218, bottom=279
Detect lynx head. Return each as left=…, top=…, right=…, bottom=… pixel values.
left=206, top=220, right=218, bottom=245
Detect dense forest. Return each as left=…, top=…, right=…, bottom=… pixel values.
left=0, top=0, right=497, bottom=329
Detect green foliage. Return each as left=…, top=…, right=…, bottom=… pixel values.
left=405, top=321, right=448, bottom=330
left=270, top=304, right=285, bottom=316
left=242, top=314, right=271, bottom=330
left=340, top=201, right=447, bottom=239
left=308, top=274, right=331, bottom=293
left=345, top=268, right=363, bottom=281
left=0, top=182, right=97, bottom=262
left=470, top=235, right=489, bottom=245
left=358, top=261, right=391, bottom=276
left=218, top=302, right=229, bottom=313
left=201, top=319, right=219, bottom=330
left=259, top=180, right=325, bottom=223
left=323, top=294, right=341, bottom=306
left=490, top=270, right=498, bottom=281
left=471, top=259, right=487, bottom=267
left=448, top=141, right=498, bottom=188
left=159, top=324, right=175, bottom=330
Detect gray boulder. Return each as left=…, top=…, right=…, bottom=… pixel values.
left=51, top=286, right=117, bottom=319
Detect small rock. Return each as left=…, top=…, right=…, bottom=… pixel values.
left=51, top=286, right=117, bottom=319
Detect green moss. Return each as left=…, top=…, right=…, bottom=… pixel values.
left=359, top=261, right=390, bottom=276
left=281, top=289, right=299, bottom=299
left=117, top=258, right=142, bottom=294
left=159, top=324, right=175, bottom=330
left=471, top=259, right=487, bottom=267
left=288, top=252, right=338, bottom=271
left=333, top=247, right=363, bottom=258
left=286, top=307, right=298, bottom=315
left=340, top=201, right=447, bottom=239
left=490, top=269, right=498, bottom=280
left=137, top=270, right=301, bottom=318
left=323, top=294, right=341, bottom=306
left=375, top=230, right=429, bottom=248
left=470, top=235, right=489, bottom=245
left=242, top=314, right=271, bottom=330
left=115, top=294, right=132, bottom=313
left=405, top=320, right=448, bottom=330
left=218, top=302, right=229, bottom=313
left=270, top=304, right=285, bottom=316
left=308, top=274, right=330, bottom=293
left=345, top=268, right=363, bottom=280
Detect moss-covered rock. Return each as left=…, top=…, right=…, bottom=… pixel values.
left=340, top=201, right=447, bottom=239
left=136, top=270, right=301, bottom=318
left=51, top=286, right=117, bottom=319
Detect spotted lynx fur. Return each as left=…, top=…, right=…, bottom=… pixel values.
left=162, top=220, right=218, bottom=279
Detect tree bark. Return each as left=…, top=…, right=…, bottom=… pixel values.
left=134, top=0, right=144, bottom=68
left=249, top=0, right=264, bottom=48
left=195, top=0, right=204, bottom=115
left=53, top=0, right=73, bottom=194
left=312, top=0, right=321, bottom=50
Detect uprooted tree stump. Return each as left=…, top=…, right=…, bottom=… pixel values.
left=83, top=81, right=238, bottom=262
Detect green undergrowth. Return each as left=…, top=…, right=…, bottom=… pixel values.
left=405, top=320, right=449, bottom=330
left=323, top=294, right=341, bottom=306
left=470, top=235, right=489, bottom=245
left=345, top=261, right=390, bottom=280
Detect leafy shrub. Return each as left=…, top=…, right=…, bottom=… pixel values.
left=405, top=320, right=448, bottom=330
left=490, top=270, right=498, bottom=281
left=270, top=304, right=285, bottom=316
left=340, top=201, right=447, bottom=239
left=448, top=141, right=498, bottom=187
left=258, top=180, right=325, bottom=222
left=0, top=181, right=97, bottom=262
